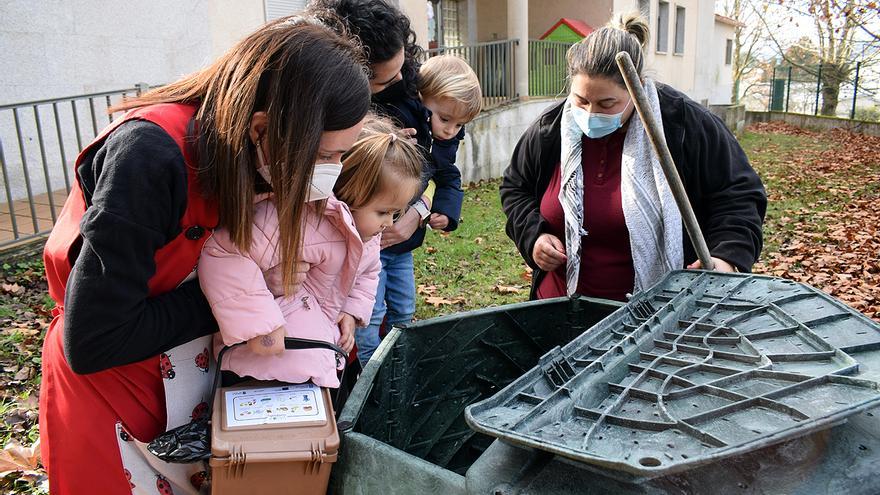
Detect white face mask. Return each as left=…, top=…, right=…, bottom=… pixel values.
left=307, top=163, right=343, bottom=202
left=255, top=144, right=273, bottom=184
left=256, top=144, right=342, bottom=202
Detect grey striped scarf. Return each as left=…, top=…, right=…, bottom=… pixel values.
left=558, top=78, right=682, bottom=296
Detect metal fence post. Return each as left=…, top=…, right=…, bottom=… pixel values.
left=769, top=66, right=776, bottom=111
left=785, top=66, right=792, bottom=113
left=814, top=63, right=822, bottom=116
left=851, top=61, right=861, bottom=120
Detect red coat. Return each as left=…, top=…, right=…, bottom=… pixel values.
left=40, top=103, right=218, bottom=494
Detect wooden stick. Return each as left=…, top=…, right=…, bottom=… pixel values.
left=615, top=51, right=715, bottom=271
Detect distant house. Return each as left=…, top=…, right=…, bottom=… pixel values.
left=526, top=18, right=594, bottom=97
left=539, top=17, right=594, bottom=43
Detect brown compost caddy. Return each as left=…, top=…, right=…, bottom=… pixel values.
left=209, top=380, right=339, bottom=494
left=208, top=337, right=345, bottom=494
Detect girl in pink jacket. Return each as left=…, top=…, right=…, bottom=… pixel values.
left=199, top=118, right=423, bottom=387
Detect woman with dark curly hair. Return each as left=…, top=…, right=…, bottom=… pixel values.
left=309, top=0, right=465, bottom=363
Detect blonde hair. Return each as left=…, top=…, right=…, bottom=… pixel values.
left=418, top=55, right=483, bottom=122
left=334, top=116, right=423, bottom=210
left=567, top=12, right=650, bottom=86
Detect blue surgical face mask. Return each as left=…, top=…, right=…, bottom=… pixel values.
left=571, top=99, right=632, bottom=139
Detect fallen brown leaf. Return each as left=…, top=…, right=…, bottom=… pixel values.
left=0, top=438, right=40, bottom=474
left=1, top=283, right=23, bottom=295
left=493, top=285, right=523, bottom=294
left=424, top=296, right=466, bottom=307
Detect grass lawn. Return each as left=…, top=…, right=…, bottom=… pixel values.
left=413, top=180, right=530, bottom=319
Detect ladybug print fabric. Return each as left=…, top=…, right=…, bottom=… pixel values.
left=114, top=335, right=216, bottom=494
left=194, top=348, right=209, bottom=373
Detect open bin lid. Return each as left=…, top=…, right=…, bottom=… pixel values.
left=465, top=270, right=880, bottom=479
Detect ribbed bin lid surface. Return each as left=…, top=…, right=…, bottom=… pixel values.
left=465, top=270, right=880, bottom=478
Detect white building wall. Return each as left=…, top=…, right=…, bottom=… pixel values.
left=209, top=0, right=267, bottom=59
left=0, top=0, right=219, bottom=104
left=614, top=0, right=728, bottom=104
left=398, top=0, right=430, bottom=49
left=646, top=0, right=699, bottom=97
left=458, top=98, right=558, bottom=183
left=0, top=0, right=268, bottom=204
left=708, top=21, right=735, bottom=104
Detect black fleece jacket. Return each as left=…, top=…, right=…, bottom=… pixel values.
left=64, top=120, right=217, bottom=374
left=500, top=83, right=767, bottom=297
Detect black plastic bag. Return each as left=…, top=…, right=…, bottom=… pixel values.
left=147, top=418, right=210, bottom=463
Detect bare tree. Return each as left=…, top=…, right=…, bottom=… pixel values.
left=721, top=0, right=769, bottom=104
left=757, top=0, right=879, bottom=115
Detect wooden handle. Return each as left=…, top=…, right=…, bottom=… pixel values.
left=614, top=51, right=714, bottom=271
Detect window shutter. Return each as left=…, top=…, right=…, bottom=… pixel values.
left=673, top=6, right=686, bottom=55
left=656, top=2, right=669, bottom=53
left=265, top=0, right=308, bottom=21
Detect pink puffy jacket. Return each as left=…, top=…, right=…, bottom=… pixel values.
left=199, top=194, right=381, bottom=387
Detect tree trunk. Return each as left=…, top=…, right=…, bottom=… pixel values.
left=821, top=82, right=840, bottom=116
left=820, top=64, right=848, bottom=117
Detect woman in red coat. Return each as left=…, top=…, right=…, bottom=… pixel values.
left=40, top=15, right=371, bottom=494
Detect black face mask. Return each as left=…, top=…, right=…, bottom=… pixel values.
left=372, top=79, right=407, bottom=104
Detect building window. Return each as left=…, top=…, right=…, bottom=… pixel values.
left=441, top=0, right=462, bottom=47
left=674, top=6, right=685, bottom=55
left=638, top=0, right=650, bottom=19
left=264, top=0, right=307, bottom=21
left=725, top=39, right=733, bottom=65
left=657, top=1, right=669, bottom=53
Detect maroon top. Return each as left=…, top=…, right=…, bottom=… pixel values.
left=536, top=132, right=635, bottom=301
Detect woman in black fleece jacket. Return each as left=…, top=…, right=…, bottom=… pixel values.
left=501, top=13, right=766, bottom=301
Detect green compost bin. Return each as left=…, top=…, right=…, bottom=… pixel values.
left=331, top=286, right=880, bottom=494
left=331, top=296, right=622, bottom=493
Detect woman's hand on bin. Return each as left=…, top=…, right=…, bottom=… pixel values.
left=336, top=313, right=356, bottom=354
left=687, top=257, right=737, bottom=273
left=246, top=326, right=285, bottom=356
left=533, top=233, right=567, bottom=272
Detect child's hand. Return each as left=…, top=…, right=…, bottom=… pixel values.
left=399, top=127, right=418, bottom=144
left=380, top=208, right=420, bottom=249
left=246, top=326, right=285, bottom=356
left=264, top=261, right=310, bottom=294
left=336, top=312, right=356, bottom=354
left=427, top=213, right=449, bottom=230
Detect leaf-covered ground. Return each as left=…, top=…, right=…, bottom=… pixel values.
left=0, top=259, right=51, bottom=493
left=744, top=122, right=880, bottom=321
left=1, top=122, right=879, bottom=492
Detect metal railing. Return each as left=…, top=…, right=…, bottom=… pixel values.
left=528, top=39, right=572, bottom=98
left=424, top=39, right=518, bottom=109
left=0, top=85, right=147, bottom=247
left=764, top=62, right=878, bottom=121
